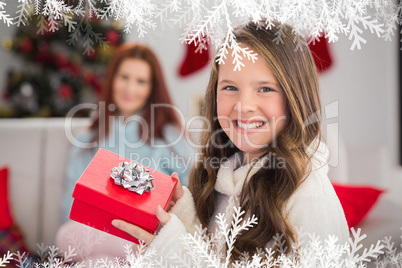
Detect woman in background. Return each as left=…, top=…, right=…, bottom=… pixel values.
left=57, top=43, right=194, bottom=260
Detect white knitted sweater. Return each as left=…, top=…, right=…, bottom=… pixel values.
left=149, top=140, right=349, bottom=256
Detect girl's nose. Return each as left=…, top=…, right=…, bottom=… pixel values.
left=234, top=91, right=257, bottom=113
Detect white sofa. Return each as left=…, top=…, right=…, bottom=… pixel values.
left=0, top=118, right=90, bottom=251
left=0, top=118, right=401, bottom=253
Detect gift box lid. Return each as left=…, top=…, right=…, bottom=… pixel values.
left=71, top=148, right=177, bottom=231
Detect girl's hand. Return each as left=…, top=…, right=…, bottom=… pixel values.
left=111, top=204, right=170, bottom=245
left=167, top=172, right=184, bottom=211
left=111, top=172, right=184, bottom=245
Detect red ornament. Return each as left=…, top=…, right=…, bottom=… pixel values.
left=68, top=64, right=81, bottom=76
left=85, top=50, right=96, bottom=60
left=38, top=40, right=49, bottom=53
left=35, top=52, right=51, bottom=65
left=58, top=83, right=73, bottom=100
left=106, top=29, right=120, bottom=46
left=20, top=38, right=33, bottom=54
left=54, top=53, right=69, bottom=69
left=3, top=91, right=10, bottom=100
left=83, top=71, right=101, bottom=94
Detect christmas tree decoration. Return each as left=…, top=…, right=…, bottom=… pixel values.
left=1, top=37, right=12, bottom=51
left=0, top=4, right=125, bottom=118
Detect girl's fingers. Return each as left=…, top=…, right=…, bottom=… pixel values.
left=156, top=205, right=171, bottom=226
left=170, top=172, right=184, bottom=202
left=111, top=219, right=155, bottom=245
left=112, top=179, right=176, bottom=245
left=166, top=200, right=175, bottom=211
left=111, top=206, right=171, bottom=246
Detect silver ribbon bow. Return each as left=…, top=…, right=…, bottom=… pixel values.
left=110, top=162, right=155, bottom=195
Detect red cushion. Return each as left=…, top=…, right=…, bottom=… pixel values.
left=0, top=224, right=29, bottom=256
left=0, top=166, right=29, bottom=257
left=332, top=183, right=384, bottom=228
left=0, top=166, right=13, bottom=229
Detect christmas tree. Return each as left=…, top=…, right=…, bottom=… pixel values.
left=0, top=2, right=124, bottom=118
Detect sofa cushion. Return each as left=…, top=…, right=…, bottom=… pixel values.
left=0, top=119, right=45, bottom=251
left=0, top=224, right=29, bottom=257
left=0, top=166, right=29, bottom=258
left=332, top=183, right=384, bottom=228
left=0, top=166, right=13, bottom=229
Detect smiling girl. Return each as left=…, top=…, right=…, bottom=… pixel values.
left=113, top=21, right=349, bottom=260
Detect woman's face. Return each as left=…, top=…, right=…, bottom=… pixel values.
left=216, top=48, right=288, bottom=162
left=113, top=58, right=152, bottom=118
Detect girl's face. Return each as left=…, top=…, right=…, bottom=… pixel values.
left=113, top=58, right=152, bottom=118
left=217, top=49, right=288, bottom=162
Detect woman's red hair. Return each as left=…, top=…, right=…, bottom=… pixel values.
left=90, top=43, right=181, bottom=144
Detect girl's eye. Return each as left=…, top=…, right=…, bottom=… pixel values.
left=223, top=86, right=238, bottom=91
left=259, top=87, right=273, bottom=93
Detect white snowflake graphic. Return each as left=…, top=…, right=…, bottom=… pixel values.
left=0, top=1, right=13, bottom=27
left=0, top=0, right=400, bottom=69
left=1, top=208, right=402, bottom=267
left=0, top=251, right=13, bottom=267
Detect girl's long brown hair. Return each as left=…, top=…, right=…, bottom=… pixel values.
left=90, top=43, right=180, bottom=144
left=188, top=21, right=322, bottom=260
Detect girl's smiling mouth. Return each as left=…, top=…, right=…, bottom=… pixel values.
left=233, top=120, right=267, bottom=131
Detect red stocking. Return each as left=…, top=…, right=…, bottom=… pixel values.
left=178, top=40, right=210, bottom=77
left=308, top=35, right=333, bottom=73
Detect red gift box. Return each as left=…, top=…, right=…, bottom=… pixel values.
left=69, top=148, right=177, bottom=244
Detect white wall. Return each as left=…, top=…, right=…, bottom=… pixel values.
left=319, top=32, right=398, bottom=160
left=318, top=31, right=402, bottom=203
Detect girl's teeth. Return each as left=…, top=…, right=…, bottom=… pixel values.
left=237, top=121, right=264, bottom=130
